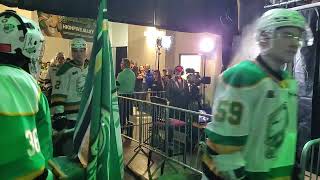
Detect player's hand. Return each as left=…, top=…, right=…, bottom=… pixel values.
left=219, top=168, right=246, bottom=180
left=52, top=114, right=67, bottom=131
left=202, top=152, right=221, bottom=176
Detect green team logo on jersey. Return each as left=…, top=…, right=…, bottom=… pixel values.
left=265, top=103, right=289, bottom=159
left=76, top=74, right=86, bottom=96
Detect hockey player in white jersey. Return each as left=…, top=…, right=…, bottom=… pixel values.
left=202, top=9, right=312, bottom=180
left=41, top=52, right=65, bottom=107
left=51, top=38, right=88, bottom=131
left=45, top=52, right=65, bottom=92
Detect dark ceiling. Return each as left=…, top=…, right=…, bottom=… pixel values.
left=0, top=0, right=240, bottom=35
left=0, top=0, right=266, bottom=69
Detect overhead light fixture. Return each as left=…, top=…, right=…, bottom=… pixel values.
left=200, top=37, right=215, bottom=53
left=144, top=27, right=171, bottom=49
left=161, top=36, right=172, bottom=49
left=144, top=27, right=157, bottom=37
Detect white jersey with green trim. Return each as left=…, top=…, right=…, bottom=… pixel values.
left=51, top=60, right=88, bottom=121
left=205, top=60, right=298, bottom=173
left=45, top=65, right=60, bottom=91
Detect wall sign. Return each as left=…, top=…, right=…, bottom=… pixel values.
left=37, top=12, right=96, bottom=42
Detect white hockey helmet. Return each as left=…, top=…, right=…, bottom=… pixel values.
left=0, top=10, right=44, bottom=78
left=0, top=10, right=44, bottom=62
left=256, top=8, right=313, bottom=46
left=71, top=38, right=87, bottom=49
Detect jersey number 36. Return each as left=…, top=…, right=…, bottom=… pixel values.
left=25, top=128, right=41, bottom=156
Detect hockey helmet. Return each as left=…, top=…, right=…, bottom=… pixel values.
left=0, top=10, right=45, bottom=78
left=256, top=8, right=313, bottom=47
left=71, top=38, right=87, bottom=49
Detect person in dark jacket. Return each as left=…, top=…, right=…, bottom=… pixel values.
left=151, top=70, right=164, bottom=92
left=166, top=65, right=189, bottom=109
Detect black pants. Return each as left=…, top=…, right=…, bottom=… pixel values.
left=119, top=94, right=133, bottom=137
left=34, top=169, right=49, bottom=180
left=202, top=162, right=224, bottom=180
left=53, top=120, right=76, bottom=156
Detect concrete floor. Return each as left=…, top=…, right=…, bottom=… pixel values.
left=122, top=108, right=203, bottom=180
left=122, top=138, right=202, bottom=180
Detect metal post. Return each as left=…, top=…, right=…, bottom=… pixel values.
left=264, top=0, right=303, bottom=9
left=156, top=46, right=161, bottom=71
left=290, top=2, right=320, bottom=10
left=203, top=55, right=206, bottom=106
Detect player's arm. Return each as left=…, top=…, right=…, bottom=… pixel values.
left=203, top=70, right=257, bottom=179
left=36, top=91, right=53, bottom=165
left=44, top=68, right=52, bottom=89
left=51, top=70, right=69, bottom=130
left=203, top=103, right=248, bottom=179
left=116, top=71, right=127, bottom=88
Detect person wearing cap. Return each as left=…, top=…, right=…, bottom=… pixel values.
left=202, top=8, right=311, bottom=180
left=166, top=65, right=189, bottom=109
left=51, top=38, right=89, bottom=149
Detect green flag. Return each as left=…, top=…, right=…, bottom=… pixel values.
left=73, top=0, right=124, bottom=179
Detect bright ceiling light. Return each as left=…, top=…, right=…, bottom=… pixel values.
left=200, top=37, right=215, bottom=53
left=144, top=27, right=157, bottom=37
left=144, top=27, right=171, bottom=49
left=161, top=36, right=172, bottom=49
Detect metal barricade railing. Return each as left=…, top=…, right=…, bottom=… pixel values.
left=118, top=95, right=211, bottom=178
left=301, top=138, right=320, bottom=180
left=119, top=91, right=167, bottom=102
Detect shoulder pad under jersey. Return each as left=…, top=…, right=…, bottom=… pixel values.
left=222, top=60, right=268, bottom=88
left=56, top=62, right=73, bottom=76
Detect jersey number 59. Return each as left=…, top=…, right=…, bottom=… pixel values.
left=214, top=100, right=243, bottom=125
left=25, top=128, right=41, bottom=156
